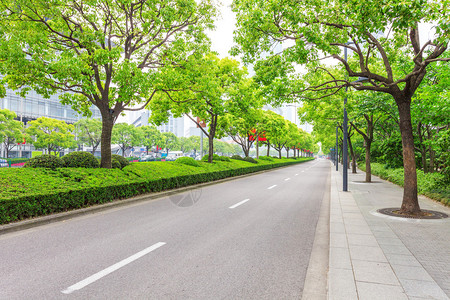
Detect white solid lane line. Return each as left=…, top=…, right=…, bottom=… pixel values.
left=267, top=185, right=277, bottom=190
left=229, top=199, right=250, bottom=209
left=61, top=242, right=166, bottom=294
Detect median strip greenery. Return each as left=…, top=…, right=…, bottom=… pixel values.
left=0, top=157, right=313, bottom=224
left=358, top=163, right=449, bottom=206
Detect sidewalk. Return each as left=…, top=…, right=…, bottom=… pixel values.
left=328, top=163, right=450, bottom=300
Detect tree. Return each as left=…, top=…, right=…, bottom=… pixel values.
left=74, top=118, right=102, bottom=155
left=232, top=0, right=450, bottom=214
left=258, top=110, right=288, bottom=157
left=161, top=132, right=178, bottom=154
left=0, top=109, right=25, bottom=158
left=112, top=123, right=140, bottom=157
left=0, top=0, right=216, bottom=168
left=149, top=54, right=249, bottom=162
left=218, top=109, right=263, bottom=157
left=139, top=125, right=164, bottom=155
left=27, top=117, right=75, bottom=155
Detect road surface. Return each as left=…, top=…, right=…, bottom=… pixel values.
left=0, top=159, right=330, bottom=299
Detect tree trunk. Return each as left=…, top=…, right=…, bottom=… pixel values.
left=397, top=99, right=420, bottom=214
left=267, top=143, right=270, bottom=156
left=208, top=134, right=214, bottom=162
left=417, top=122, right=428, bottom=173
left=348, top=134, right=357, bottom=173
left=100, top=111, right=114, bottom=168
left=286, top=148, right=289, bottom=158
left=365, top=141, right=372, bottom=182
left=278, top=149, right=281, bottom=159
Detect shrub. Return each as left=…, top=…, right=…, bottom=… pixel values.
left=243, top=156, right=258, bottom=164
left=202, top=154, right=220, bottom=161
left=259, top=156, right=274, bottom=161
left=62, top=152, right=100, bottom=168
left=219, top=156, right=231, bottom=162
left=111, top=154, right=130, bottom=169
left=25, top=155, right=65, bottom=169
left=111, top=158, right=122, bottom=169
left=175, top=157, right=200, bottom=167
left=231, top=155, right=243, bottom=160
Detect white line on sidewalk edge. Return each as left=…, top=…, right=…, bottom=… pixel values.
left=61, top=242, right=166, bottom=294
left=229, top=199, right=250, bottom=209
left=267, top=185, right=277, bottom=190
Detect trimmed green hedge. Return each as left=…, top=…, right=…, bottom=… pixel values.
left=0, top=157, right=314, bottom=224
left=359, top=163, right=449, bottom=206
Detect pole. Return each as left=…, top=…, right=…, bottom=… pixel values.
left=335, top=125, right=338, bottom=171
left=343, top=47, right=348, bottom=191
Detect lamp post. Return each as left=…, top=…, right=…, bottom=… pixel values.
left=342, top=44, right=368, bottom=191
left=335, top=124, right=339, bottom=171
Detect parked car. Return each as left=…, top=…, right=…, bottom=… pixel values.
left=140, top=155, right=156, bottom=162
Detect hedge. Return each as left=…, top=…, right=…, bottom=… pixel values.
left=359, top=163, right=450, bottom=206
left=0, top=157, right=314, bottom=224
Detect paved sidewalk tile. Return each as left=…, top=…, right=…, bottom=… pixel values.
left=356, top=281, right=407, bottom=300
left=328, top=163, right=450, bottom=300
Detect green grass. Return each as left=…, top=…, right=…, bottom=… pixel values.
left=359, top=162, right=450, bottom=206
left=0, top=157, right=314, bottom=224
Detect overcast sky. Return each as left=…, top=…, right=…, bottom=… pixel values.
left=207, top=0, right=237, bottom=59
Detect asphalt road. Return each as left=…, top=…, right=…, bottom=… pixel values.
left=0, top=159, right=330, bottom=299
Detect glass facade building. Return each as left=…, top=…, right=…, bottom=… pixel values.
left=0, top=89, right=101, bottom=158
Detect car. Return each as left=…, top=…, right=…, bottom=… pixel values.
left=140, top=155, right=156, bottom=162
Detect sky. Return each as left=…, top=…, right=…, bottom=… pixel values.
left=207, top=0, right=237, bottom=59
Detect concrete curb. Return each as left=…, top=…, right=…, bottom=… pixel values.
left=0, top=160, right=313, bottom=235
left=301, top=164, right=330, bottom=300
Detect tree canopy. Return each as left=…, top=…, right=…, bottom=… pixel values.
left=232, top=0, right=450, bottom=214
left=0, top=0, right=216, bottom=167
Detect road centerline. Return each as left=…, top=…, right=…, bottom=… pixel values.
left=285, top=178, right=291, bottom=181
left=229, top=199, right=250, bottom=209
left=61, top=242, right=166, bottom=294
left=267, top=185, right=277, bottom=190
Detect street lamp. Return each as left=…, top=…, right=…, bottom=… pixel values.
left=342, top=45, right=368, bottom=191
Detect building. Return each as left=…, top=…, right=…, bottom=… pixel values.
left=129, top=109, right=187, bottom=138
left=0, top=89, right=101, bottom=158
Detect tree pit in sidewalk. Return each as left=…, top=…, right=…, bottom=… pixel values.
left=377, top=208, right=448, bottom=219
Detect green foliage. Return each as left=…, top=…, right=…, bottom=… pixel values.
left=111, top=159, right=122, bottom=169
left=231, top=155, right=243, bottom=160
left=258, top=156, right=274, bottom=161
left=0, top=0, right=216, bottom=168
left=111, top=154, right=129, bottom=169
left=359, top=163, right=449, bottom=206
left=74, top=119, right=102, bottom=154
left=112, top=123, right=141, bottom=156
left=62, top=152, right=99, bottom=168
left=26, top=117, right=76, bottom=154
left=219, top=156, right=231, bottom=162
left=243, top=156, right=258, bottom=164
left=25, top=155, right=65, bottom=169
left=174, top=157, right=200, bottom=167
left=201, top=154, right=220, bottom=161
left=0, top=157, right=314, bottom=224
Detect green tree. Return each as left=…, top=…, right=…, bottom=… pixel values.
left=0, top=109, right=25, bottom=158
left=27, top=117, right=75, bottom=155
left=218, top=109, right=264, bottom=157
left=74, top=118, right=102, bottom=155
left=232, top=0, right=450, bottom=214
left=161, top=132, right=178, bottom=154
left=112, top=123, right=140, bottom=157
left=139, top=125, right=164, bottom=155
left=0, top=0, right=216, bottom=168
left=149, top=54, right=249, bottom=162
